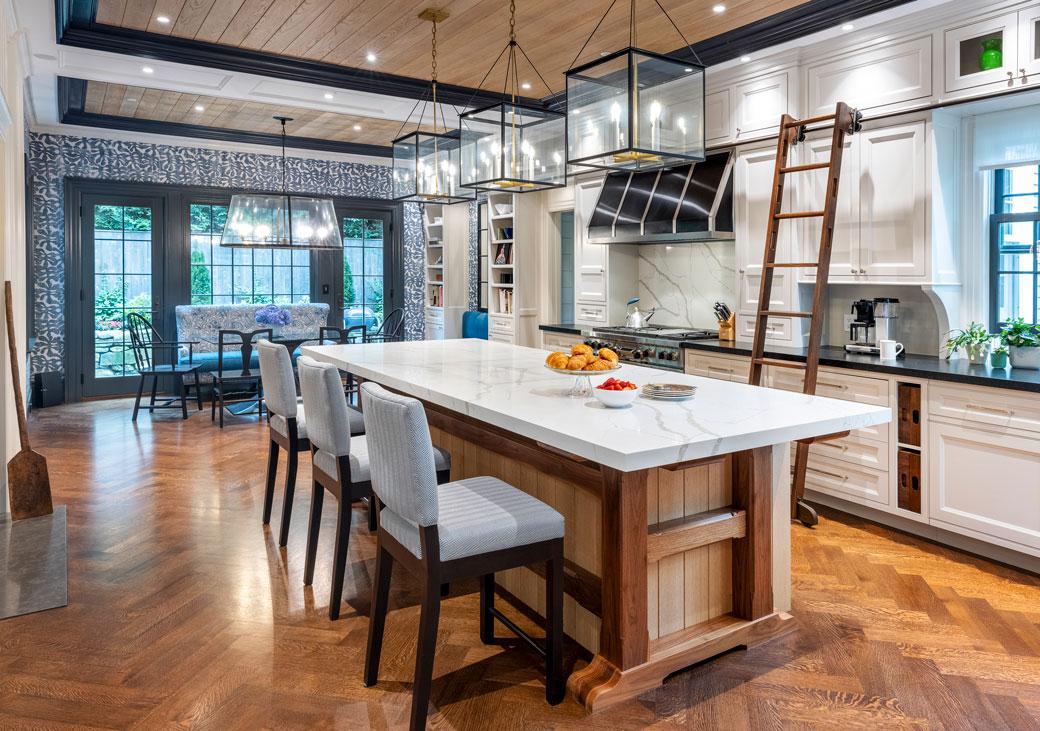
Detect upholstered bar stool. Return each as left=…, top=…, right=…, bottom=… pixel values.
left=257, top=341, right=365, bottom=548
left=297, top=357, right=450, bottom=620
left=359, top=382, right=565, bottom=730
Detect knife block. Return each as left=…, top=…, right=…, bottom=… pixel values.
left=718, top=313, right=736, bottom=341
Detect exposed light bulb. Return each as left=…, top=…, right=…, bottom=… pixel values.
left=297, top=224, right=314, bottom=238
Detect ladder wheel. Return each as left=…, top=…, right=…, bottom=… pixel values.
left=795, top=124, right=807, bottom=144
left=849, top=109, right=863, bottom=134
left=794, top=499, right=818, bottom=527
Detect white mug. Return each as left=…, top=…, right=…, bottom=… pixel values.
left=879, top=339, right=904, bottom=360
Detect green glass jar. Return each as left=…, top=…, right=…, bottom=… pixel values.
left=980, top=38, right=1003, bottom=71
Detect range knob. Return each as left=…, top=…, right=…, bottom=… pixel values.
left=632, top=349, right=644, bottom=359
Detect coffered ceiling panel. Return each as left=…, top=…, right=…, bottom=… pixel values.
left=82, top=80, right=430, bottom=144
left=94, top=0, right=811, bottom=92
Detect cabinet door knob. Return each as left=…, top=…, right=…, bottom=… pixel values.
left=1022, top=68, right=1028, bottom=83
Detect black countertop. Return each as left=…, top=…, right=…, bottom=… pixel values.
left=539, top=323, right=584, bottom=335
left=681, top=339, right=1040, bottom=394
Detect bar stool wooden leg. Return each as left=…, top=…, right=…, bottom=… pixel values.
left=328, top=496, right=352, bottom=620
left=410, top=580, right=442, bottom=731
left=278, top=448, right=298, bottom=547
left=479, top=573, right=495, bottom=644
left=367, top=489, right=378, bottom=532
left=364, top=545, right=393, bottom=687
left=262, top=440, right=279, bottom=524
left=303, top=481, right=323, bottom=585
left=546, top=546, right=564, bottom=705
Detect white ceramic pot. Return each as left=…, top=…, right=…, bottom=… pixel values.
left=1010, top=345, right=1040, bottom=369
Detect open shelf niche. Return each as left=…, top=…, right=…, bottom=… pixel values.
left=423, top=202, right=469, bottom=339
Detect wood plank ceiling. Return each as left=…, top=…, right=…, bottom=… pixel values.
left=94, top=0, right=811, bottom=93
left=83, top=80, right=432, bottom=144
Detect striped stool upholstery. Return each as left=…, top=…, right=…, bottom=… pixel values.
left=360, top=382, right=565, bottom=730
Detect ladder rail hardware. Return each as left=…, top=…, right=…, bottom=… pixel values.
left=746, top=101, right=862, bottom=528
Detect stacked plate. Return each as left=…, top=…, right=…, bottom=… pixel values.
left=642, top=383, right=697, bottom=401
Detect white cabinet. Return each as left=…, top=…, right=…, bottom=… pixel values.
left=424, top=307, right=444, bottom=340
left=684, top=351, right=750, bottom=382
left=805, top=35, right=932, bottom=116
left=733, top=143, right=796, bottom=343
left=574, top=179, right=607, bottom=308
left=798, top=119, right=927, bottom=282
left=858, top=122, right=927, bottom=278
left=944, top=12, right=1020, bottom=94
left=705, top=89, right=731, bottom=144
left=733, top=71, right=790, bottom=139
left=1020, top=6, right=1040, bottom=80
left=929, top=421, right=1040, bottom=554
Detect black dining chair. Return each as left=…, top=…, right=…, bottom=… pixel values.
left=211, top=328, right=272, bottom=428
left=319, top=325, right=368, bottom=407
left=367, top=308, right=405, bottom=343
left=126, top=312, right=202, bottom=421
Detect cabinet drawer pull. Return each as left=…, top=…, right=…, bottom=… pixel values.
left=808, top=467, right=847, bottom=481
left=818, top=380, right=849, bottom=391
left=818, top=441, right=848, bottom=452
left=965, top=403, right=1014, bottom=417
left=708, top=365, right=735, bottom=374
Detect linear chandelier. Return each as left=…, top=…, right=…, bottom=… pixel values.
left=220, top=116, right=342, bottom=249
left=565, top=0, right=707, bottom=172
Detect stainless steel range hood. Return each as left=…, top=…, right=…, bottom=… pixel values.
left=587, top=151, right=734, bottom=244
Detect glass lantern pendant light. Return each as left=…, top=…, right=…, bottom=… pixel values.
left=458, top=0, right=566, bottom=192
left=565, top=0, right=707, bottom=172
left=392, top=9, right=475, bottom=204
left=220, top=116, right=342, bottom=249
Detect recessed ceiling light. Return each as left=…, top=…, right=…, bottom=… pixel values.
left=684, top=67, right=693, bottom=73
left=841, top=23, right=854, bottom=31
left=353, top=123, right=362, bottom=131
left=740, top=55, right=751, bottom=62
left=366, top=51, right=377, bottom=63
left=141, top=66, right=154, bottom=74
left=712, top=4, right=725, bottom=13
left=156, top=15, right=170, bottom=24
left=127, top=98, right=137, bottom=103
left=324, top=92, right=334, bottom=100
left=520, top=81, right=531, bottom=90
left=194, top=104, right=205, bottom=112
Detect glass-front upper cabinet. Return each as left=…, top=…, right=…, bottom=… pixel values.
left=1019, top=5, right=1040, bottom=80
left=944, top=12, right=1019, bottom=94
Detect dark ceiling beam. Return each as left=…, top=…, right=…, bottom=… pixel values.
left=57, top=77, right=392, bottom=157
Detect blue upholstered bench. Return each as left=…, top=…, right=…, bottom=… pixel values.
left=175, top=303, right=331, bottom=379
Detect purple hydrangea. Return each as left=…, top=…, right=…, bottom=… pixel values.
left=254, top=304, right=292, bottom=327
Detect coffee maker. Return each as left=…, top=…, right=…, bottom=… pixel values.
left=845, top=297, right=900, bottom=355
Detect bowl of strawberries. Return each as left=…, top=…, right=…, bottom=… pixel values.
left=592, top=377, right=640, bottom=408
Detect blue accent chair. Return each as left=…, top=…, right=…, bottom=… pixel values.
left=462, top=310, right=488, bottom=339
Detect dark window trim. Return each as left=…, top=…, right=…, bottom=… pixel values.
left=64, top=177, right=403, bottom=402
left=989, top=167, right=1040, bottom=331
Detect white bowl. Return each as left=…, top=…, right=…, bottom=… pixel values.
left=592, top=385, right=639, bottom=408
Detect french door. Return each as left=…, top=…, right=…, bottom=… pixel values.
left=332, top=207, right=401, bottom=332
left=79, top=194, right=165, bottom=398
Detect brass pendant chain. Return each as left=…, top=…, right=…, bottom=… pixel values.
left=431, top=16, right=439, bottom=134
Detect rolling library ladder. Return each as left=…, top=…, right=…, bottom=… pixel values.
left=747, top=101, right=863, bottom=527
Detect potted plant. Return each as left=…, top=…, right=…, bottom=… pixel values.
left=1000, top=317, right=1040, bottom=369
left=943, top=322, right=991, bottom=363
left=990, top=345, right=1009, bottom=369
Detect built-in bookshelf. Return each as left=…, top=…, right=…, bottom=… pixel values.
left=485, top=191, right=537, bottom=344
left=423, top=202, right=469, bottom=339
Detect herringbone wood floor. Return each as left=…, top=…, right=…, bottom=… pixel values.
left=2, top=399, right=1039, bottom=729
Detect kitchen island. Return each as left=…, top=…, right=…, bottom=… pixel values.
left=302, top=339, right=891, bottom=711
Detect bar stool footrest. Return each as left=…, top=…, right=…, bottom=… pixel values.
left=489, top=605, right=547, bottom=658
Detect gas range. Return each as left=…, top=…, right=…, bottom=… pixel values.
left=587, top=325, right=718, bottom=371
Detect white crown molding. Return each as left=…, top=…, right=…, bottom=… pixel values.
left=29, top=122, right=393, bottom=166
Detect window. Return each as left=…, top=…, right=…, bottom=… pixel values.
left=189, top=202, right=311, bottom=305
left=991, top=166, right=1040, bottom=328
left=559, top=211, right=575, bottom=322
left=342, top=216, right=385, bottom=328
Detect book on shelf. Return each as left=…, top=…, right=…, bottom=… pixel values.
left=494, top=243, right=512, bottom=265
left=497, top=287, right=513, bottom=314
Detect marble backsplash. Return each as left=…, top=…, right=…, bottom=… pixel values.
left=637, top=243, right=737, bottom=330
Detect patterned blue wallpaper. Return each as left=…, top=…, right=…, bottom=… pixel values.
left=28, top=132, right=426, bottom=375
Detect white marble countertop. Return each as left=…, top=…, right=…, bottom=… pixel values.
left=301, top=339, right=891, bottom=472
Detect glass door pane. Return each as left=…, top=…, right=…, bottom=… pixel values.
left=341, top=215, right=388, bottom=330
left=82, top=196, right=163, bottom=397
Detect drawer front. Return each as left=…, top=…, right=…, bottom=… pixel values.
left=929, top=382, right=1040, bottom=435
left=542, top=332, right=583, bottom=351
left=768, top=367, right=891, bottom=407
left=489, top=315, right=514, bottom=337
left=684, top=351, right=750, bottom=382
left=803, top=454, right=889, bottom=506
left=737, top=313, right=793, bottom=342
left=575, top=302, right=607, bottom=324
left=424, top=307, right=444, bottom=324
left=929, top=421, right=1040, bottom=551
left=488, top=332, right=514, bottom=344
left=807, top=432, right=890, bottom=472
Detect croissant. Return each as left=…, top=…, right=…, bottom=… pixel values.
left=566, top=355, right=588, bottom=370
left=598, top=347, right=619, bottom=364
left=585, top=358, right=613, bottom=371
left=571, top=343, right=593, bottom=357
left=546, top=352, right=569, bottom=369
